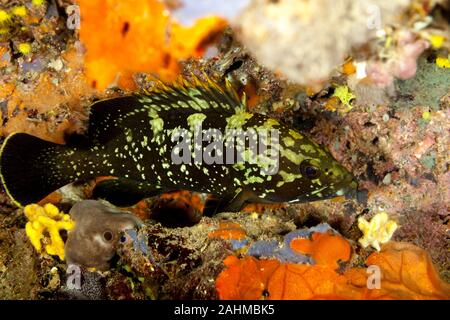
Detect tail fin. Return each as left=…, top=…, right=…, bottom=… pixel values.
left=0, top=133, right=72, bottom=207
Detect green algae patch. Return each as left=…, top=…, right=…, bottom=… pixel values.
left=394, top=57, right=450, bottom=111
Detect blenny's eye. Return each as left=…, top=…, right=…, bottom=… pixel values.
left=301, top=160, right=321, bottom=179
left=103, top=230, right=114, bottom=242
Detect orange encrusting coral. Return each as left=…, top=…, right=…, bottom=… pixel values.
left=37, top=192, right=62, bottom=207
left=241, top=202, right=285, bottom=214
left=216, top=242, right=450, bottom=300
left=159, top=190, right=205, bottom=214
left=208, top=221, right=247, bottom=240
left=342, top=59, right=357, bottom=75
left=0, top=46, right=9, bottom=68
left=267, top=263, right=352, bottom=300
left=239, top=83, right=261, bottom=109
left=126, top=200, right=151, bottom=220
left=78, top=0, right=227, bottom=91
left=215, top=256, right=280, bottom=299
left=290, top=231, right=351, bottom=270
left=360, top=242, right=450, bottom=300
left=324, top=96, right=341, bottom=112
left=0, top=47, right=96, bottom=143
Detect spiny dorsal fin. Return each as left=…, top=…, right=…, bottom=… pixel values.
left=141, top=74, right=246, bottom=112
left=88, top=76, right=246, bottom=144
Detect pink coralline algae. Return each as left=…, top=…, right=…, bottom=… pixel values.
left=366, top=31, right=430, bottom=87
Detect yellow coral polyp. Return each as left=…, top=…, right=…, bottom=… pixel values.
left=18, top=43, right=31, bottom=55
left=0, top=10, right=12, bottom=24
left=428, top=35, right=445, bottom=49
left=436, top=56, right=450, bottom=69
left=12, top=6, right=27, bottom=17
left=332, top=85, right=355, bottom=111
left=24, top=203, right=75, bottom=260
left=32, top=0, right=46, bottom=6
left=358, top=212, right=398, bottom=251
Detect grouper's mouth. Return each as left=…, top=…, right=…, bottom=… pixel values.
left=315, top=178, right=359, bottom=203
left=338, top=180, right=369, bottom=205
left=337, top=180, right=359, bottom=200
left=287, top=179, right=358, bottom=204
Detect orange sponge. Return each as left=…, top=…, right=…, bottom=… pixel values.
left=78, top=0, right=226, bottom=90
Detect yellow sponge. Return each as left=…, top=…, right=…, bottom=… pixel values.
left=358, top=212, right=398, bottom=251
left=24, top=203, right=75, bottom=260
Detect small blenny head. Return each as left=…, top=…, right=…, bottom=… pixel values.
left=273, top=129, right=358, bottom=203
left=65, top=200, right=143, bottom=270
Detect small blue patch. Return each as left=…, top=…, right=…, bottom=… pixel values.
left=247, top=240, right=279, bottom=257
left=246, top=223, right=334, bottom=264
left=247, top=239, right=311, bottom=264
left=230, top=239, right=248, bottom=250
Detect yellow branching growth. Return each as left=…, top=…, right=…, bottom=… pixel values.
left=24, top=203, right=75, bottom=260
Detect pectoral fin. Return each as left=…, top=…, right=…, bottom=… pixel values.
left=203, top=190, right=250, bottom=216
left=92, top=178, right=161, bottom=207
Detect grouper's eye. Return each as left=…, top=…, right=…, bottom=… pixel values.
left=300, top=160, right=321, bottom=179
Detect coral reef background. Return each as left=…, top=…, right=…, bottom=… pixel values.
left=0, top=0, right=448, bottom=299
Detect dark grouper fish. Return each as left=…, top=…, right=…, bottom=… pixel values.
left=0, top=77, right=357, bottom=213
